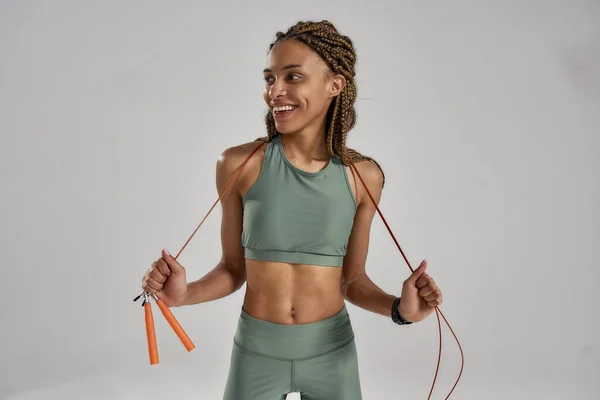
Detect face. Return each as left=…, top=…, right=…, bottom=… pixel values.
left=263, top=39, right=345, bottom=134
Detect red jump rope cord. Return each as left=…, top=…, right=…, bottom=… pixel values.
left=169, top=139, right=464, bottom=398
left=349, top=162, right=464, bottom=399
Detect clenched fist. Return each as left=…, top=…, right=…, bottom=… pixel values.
left=141, top=249, right=188, bottom=307
left=398, top=260, right=443, bottom=323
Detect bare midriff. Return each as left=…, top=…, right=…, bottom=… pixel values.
left=242, top=259, right=345, bottom=325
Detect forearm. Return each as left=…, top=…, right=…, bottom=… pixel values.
left=182, top=262, right=246, bottom=306
left=342, top=274, right=396, bottom=318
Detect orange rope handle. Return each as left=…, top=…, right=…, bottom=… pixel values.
left=156, top=298, right=195, bottom=352
left=136, top=140, right=267, bottom=365
left=349, top=162, right=464, bottom=399
left=144, top=302, right=159, bottom=365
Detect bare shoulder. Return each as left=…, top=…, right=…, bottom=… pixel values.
left=350, top=159, right=384, bottom=206
left=216, top=139, right=268, bottom=195
left=217, top=139, right=267, bottom=177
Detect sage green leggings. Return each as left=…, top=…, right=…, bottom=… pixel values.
left=222, top=303, right=362, bottom=400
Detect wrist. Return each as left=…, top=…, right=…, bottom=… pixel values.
left=176, top=284, right=191, bottom=307
left=397, top=302, right=412, bottom=322
left=391, top=296, right=414, bottom=325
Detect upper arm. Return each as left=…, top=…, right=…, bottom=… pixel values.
left=341, top=160, right=384, bottom=286
left=215, top=146, right=250, bottom=281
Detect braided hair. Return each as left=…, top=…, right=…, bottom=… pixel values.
left=258, top=20, right=385, bottom=187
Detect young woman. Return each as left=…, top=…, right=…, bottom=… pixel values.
left=142, top=20, right=443, bottom=400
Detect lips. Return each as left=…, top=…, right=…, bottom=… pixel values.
left=272, top=105, right=298, bottom=121
left=272, top=104, right=298, bottom=112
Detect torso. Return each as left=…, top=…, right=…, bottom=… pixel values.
left=234, top=139, right=359, bottom=325
left=243, top=260, right=345, bottom=324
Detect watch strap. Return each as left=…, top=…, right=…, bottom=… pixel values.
left=391, top=296, right=413, bottom=325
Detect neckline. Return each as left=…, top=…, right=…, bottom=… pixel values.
left=276, top=135, right=332, bottom=177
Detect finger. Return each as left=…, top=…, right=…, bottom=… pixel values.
left=405, top=260, right=427, bottom=285
left=153, top=260, right=170, bottom=277
left=416, top=273, right=433, bottom=289
left=154, top=259, right=170, bottom=276
left=424, top=290, right=441, bottom=302
left=144, top=277, right=163, bottom=291
left=156, top=258, right=170, bottom=274
left=142, top=281, right=158, bottom=294
left=149, top=268, right=167, bottom=283
left=162, top=248, right=185, bottom=275
left=427, top=298, right=442, bottom=307
left=419, top=283, right=437, bottom=298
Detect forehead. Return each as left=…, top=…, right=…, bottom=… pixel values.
left=265, top=39, right=327, bottom=72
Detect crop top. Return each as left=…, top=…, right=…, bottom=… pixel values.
left=241, top=134, right=358, bottom=267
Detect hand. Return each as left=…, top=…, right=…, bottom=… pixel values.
left=398, top=260, right=443, bottom=323
left=141, top=249, right=188, bottom=307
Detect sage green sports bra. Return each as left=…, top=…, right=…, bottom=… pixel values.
left=241, top=134, right=357, bottom=267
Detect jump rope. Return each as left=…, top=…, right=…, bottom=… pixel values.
left=133, top=139, right=464, bottom=399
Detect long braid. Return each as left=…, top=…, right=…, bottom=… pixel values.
left=257, top=20, right=385, bottom=187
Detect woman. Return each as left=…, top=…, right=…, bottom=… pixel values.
left=142, top=20, right=443, bottom=400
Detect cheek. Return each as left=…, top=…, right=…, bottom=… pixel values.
left=297, top=87, right=319, bottom=110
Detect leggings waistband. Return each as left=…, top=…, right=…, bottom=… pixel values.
left=233, top=303, right=355, bottom=360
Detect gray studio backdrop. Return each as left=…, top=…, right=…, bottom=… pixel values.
left=1, top=1, right=598, bottom=399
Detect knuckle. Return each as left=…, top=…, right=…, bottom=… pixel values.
left=158, top=266, right=169, bottom=275
left=149, top=270, right=161, bottom=280
left=150, top=284, right=161, bottom=292
left=150, top=279, right=162, bottom=289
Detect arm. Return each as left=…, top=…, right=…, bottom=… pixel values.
left=181, top=146, right=249, bottom=306
left=341, top=161, right=398, bottom=318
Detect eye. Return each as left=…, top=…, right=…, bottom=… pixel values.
left=263, top=73, right=301, bottom=85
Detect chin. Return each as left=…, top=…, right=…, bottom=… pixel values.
left=273, top=121, right=303, bottom=135
left=271, top=107, right=307, bottom=135
left=274, top=125, right=293, bottom=135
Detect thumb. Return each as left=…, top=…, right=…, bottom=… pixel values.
left=405, top=259, right=427, bottom=285
left=162, top=248, right=185, bottom=275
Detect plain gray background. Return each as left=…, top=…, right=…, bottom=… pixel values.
left=1, top=0, right=598, bottom=399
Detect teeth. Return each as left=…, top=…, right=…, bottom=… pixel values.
left=273, top=105, right=296, bottom=112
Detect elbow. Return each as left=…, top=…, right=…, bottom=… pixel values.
left=341, top=272, right=366, bottom=298
left=234, top=270, right=247, bottom=291
left=223, top=260, right=247, bottom=292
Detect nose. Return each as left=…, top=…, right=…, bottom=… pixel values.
left=268, top=78, right=287, bottom=99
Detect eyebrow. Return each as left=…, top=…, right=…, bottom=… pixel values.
left=263, top=64, right=303, bottom=73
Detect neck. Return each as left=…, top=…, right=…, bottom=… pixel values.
left=280, top=116, right=329, bottom=163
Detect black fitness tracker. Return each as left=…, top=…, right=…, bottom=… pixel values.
left=391, top=297, right=413, bottom=325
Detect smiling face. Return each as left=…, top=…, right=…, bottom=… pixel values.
left=263, top=39, right=344, bottom=135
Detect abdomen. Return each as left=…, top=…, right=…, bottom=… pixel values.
left=242, top=259, right=345, bottom=324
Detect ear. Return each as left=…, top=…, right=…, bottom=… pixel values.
left=328, top=73, right=346, bottom=98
